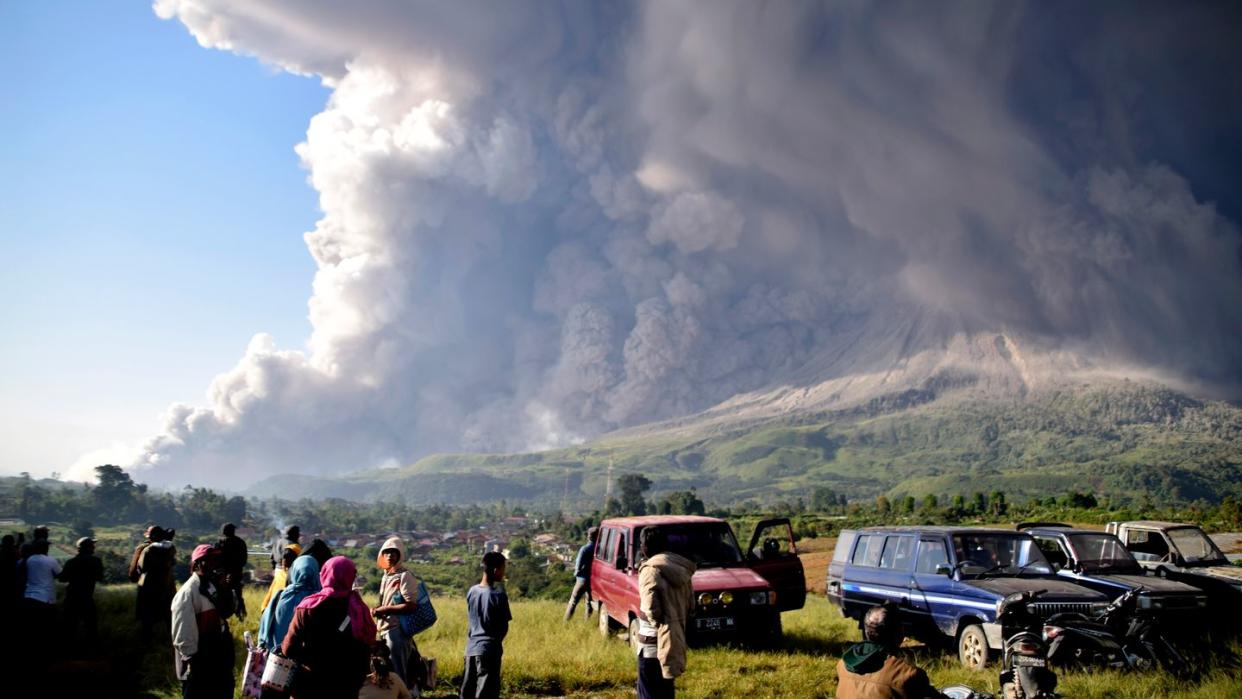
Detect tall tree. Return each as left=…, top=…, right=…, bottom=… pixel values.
left=657, top=490, right=705, bottom=516
left=616, top=473, right=652, bottom=516
left=900, top=495, right=916, bottom=515
left=94, top=464, right=138, bottom=523
left=970, top=492, right=987, bottom=515
left=989, top=491, right=1008, bottom=516
left=875, top=495, right=891, bottom=515
left=811, top=486, right=838, bottom=513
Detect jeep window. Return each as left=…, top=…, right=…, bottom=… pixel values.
left=1123, top=529, right=1170, bottom=561
left=1033, top=536, right=1069, bottom=569
left=639, top=523, right=743, bottom=568
left=851, top=534, right=884, bottom=567
left=952, top=534, right=1053, bottom=577
left=1167, top=527, right=1227, bottom=564
left=833, top=530, right=858, bottom=563
left=879, top=536, right=915, bottom=571
left=1066, top=533, right=1140, bottom=572
left=598, top=528, right=616, bottom=562
left=915, top=539, right=948, bottom=574
left=615, top=535, right=629, bottom=570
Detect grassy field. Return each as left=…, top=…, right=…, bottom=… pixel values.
left=56, top=584, right=1242, bottom=697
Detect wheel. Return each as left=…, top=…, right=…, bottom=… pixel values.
left=628, top=616, right=642, bottom=651
left=958, top=624, right=989, bottom=670
left=1125, top=643, right=1156, bottom=671
left=598, top=603, right=611, bottom=637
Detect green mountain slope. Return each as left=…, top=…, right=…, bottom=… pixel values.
left=249, top=382, right=1242, bottom=507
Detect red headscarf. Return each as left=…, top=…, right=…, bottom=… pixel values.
left=296, top=556, right=376, bottom=643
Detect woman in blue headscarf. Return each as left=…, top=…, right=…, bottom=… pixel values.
left=259, top=555, right=322, bottom=650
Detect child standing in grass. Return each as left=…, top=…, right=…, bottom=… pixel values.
left=460, top=551, right=511, bottom=699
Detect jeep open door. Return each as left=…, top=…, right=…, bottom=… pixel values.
left=747, top=518, right=806, bottom=611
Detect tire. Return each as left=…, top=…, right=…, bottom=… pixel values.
left=1125, top=643, right=1156, bottom=671
left=629, top=616, right=642, bottom=652
left=598, top=603, right=611, bottom=637
left=958, top=624, right=989, bottom=670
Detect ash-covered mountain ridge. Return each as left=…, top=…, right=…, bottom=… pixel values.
left=249, top=326, right=1242, bottom=507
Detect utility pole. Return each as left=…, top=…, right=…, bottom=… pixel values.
left=603, top=456, right=614, bottom=512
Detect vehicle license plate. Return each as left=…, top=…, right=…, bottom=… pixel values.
left=696, top=617, right=735, bottom=631
left=1014, top=655, right=1046, bottom=667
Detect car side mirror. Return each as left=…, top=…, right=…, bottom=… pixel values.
left=1051, top=562, right=1062, bottom=572
left=935, top=563, right=953, bottom=577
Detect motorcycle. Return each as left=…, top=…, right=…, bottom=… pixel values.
left=995, top=590, right=1059, bottom=699
left=1043, top=588, right=1184, bottom=672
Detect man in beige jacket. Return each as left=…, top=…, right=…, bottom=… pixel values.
left=636, top=527, right=696, bottom=699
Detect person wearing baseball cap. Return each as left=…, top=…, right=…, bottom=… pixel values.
left=172, top=543, right=235, bottom=698
left=59, top=536, right=104, bottom=646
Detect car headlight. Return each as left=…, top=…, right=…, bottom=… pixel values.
left=698, top=592, right=715, bottom=606
left=720, top=591, right=734, bottom=605
left=750, top=591, right=768, bottom=605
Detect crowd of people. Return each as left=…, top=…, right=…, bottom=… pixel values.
left=174, top=526, right=509, bottom=699
left=0, top=522, right=509, bottom=699
left=5, top=521, right=939, bottom=699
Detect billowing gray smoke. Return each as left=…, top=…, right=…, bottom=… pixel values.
left=135, top=0, right=1242, bottom=488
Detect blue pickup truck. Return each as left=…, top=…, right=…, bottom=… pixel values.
left=827, top=526, right=1109, bottom=669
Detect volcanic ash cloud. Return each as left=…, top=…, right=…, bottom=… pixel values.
left=127, top=1, right=1242, bottom=488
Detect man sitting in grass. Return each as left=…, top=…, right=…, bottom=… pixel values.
left=836, top=603, right=946, bottom=699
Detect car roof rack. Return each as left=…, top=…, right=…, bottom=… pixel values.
left=1015, top=522, right=1072, bottom=531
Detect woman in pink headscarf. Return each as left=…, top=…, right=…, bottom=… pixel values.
left=281, top=556, right=376, bottom=698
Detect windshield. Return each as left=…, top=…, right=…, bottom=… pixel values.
left=1068, top=534, right=1141, bottom=572
left=953, top=533, right=1053, bottom=577
left=642, top=523, right=744, bottom=568
left=1168, top=527, right=1227, bottom=564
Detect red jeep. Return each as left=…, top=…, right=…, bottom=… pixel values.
left=591, top=515, right=806, bottom=644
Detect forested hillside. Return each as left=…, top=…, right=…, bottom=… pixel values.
left=248, top=382, right=1242, bottom=508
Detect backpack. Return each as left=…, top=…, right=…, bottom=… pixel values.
left=393, top=574, right=437, bottom=637
left=128, top=543, right=148, bottom=583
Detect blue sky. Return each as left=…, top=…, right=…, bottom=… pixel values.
left=0, top=1, right=328, bottom=476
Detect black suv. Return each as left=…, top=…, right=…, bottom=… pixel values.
left=1020, top=524, right=1208, bottom=616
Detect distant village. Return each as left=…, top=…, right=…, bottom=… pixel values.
left=237, top=515, right=576, bottom=582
